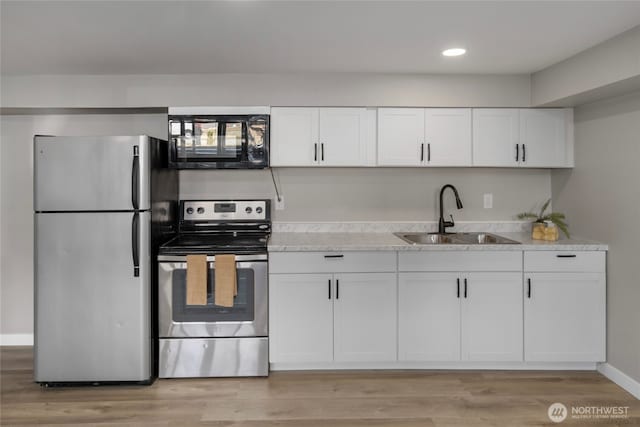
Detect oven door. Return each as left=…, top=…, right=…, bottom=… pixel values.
left=158, top=254, right=267, bottom=338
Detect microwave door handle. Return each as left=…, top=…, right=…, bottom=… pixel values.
left=131, top=145, right=139, bottom=210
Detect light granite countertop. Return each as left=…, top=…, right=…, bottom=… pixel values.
left=268, top=231, right=608, bottom=252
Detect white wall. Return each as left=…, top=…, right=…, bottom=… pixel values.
left=181, top=168, right=551, bottom=222
left=532, top=25, right=640, bottom=107
left=552, top=91, right=640, bottom=384
left=0, top=73, right=531, bottom=109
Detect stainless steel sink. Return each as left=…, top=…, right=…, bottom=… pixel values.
left=394, top=232, right=520, bottom=245
left=394, top=233, right=459, bottom=244
left=455, top=232, right=521, bottom=245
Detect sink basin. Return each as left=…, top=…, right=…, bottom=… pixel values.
left=455, top=232, right=521, bottom=245
left=394, top=232, right=521, bottom=245
left=394, top=233, right=465, bottom=245
left=394, top=233, right=459, bottom=244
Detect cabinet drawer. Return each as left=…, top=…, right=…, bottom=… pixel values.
left=399, top=251, right=521, bottom=272
left=269, top=251, right=396, bottom=274
left=524, top=251, right=605, bottom=272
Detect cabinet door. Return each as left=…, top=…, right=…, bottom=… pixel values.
left=472, top=109, right=520, bottom=166
left=424, top=108, right=472, bottom=166
left=270, top=107, right=319, bottom=166
left=319, top=108, right=372, bottom=166
left=519, top=109, right=567, bottom=167
left=462, top=273, right=523, bottom=362
left=333, top=273, right=397, bottom=362
left=398, top=273, right=461, bottom=361
left=377, top=108, right=424, bottom=166
left=525, top=273, right=606, bottom=362
left=269, top=274, right=333, bottom=363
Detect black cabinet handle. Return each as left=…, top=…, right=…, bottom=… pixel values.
left=515, top=144, right=519, bottom=162
left=336, top=279, right=339, bottom=299
left=321, top=143, right=324, bottom=162
left=324, top=254, right=344, bottom=258
left=464, top=278, right=468, bottom=298
left=457, top=278, right=460, bottom=298
left=527, top=278, right=531, bottom=298
left=328, top=279, right=331, bottom=300
left=314, top=143, right=318, bottom=162
left=131, top=145, right=139, bottom=210
left=132, top=212, right=140, bottom=277
left=557, top=254, right=577, bottom=258
left=420, top=143, right=424, bottom=162
left=427, top=143, right=431, bottom=162
left=522, top=144, right=526, bottom=162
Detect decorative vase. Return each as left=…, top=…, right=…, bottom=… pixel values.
left=531, top=222, right=559, bottom=241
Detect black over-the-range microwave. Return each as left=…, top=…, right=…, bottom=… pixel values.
left=168, top=107, right=270, bottom=169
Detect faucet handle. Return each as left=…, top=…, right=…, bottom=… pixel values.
left=449, top=214, right=455, bottom=227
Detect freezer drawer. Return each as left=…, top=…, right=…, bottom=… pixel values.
left=34, top=135, right=151, bottom=211
left=34, top=211, right=151, bottom=383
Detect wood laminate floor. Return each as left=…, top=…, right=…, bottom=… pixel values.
left=1, top=347, right=638, bottom=426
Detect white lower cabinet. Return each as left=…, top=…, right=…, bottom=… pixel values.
left=333, top=273, right=397, bottom=362
left=462, top=272, right=523, bottom=362
left=524, top=272, right=606, bottom=362
left=269, top=263, right=397, bottom=365
left=270, top=250, right=606, bottom=369
left=523, top=251, right=606, bottom=362
left=399, top=273, right=461, bottom=361
left=269, top=274, right=333, bottom=363
left=399, top=271, right=523, bottom=362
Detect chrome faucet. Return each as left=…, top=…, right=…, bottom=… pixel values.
left=438, top=184, right=464, bottom=234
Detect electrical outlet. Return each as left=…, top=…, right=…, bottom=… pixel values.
left=483, top=193, right=493, bottom=209
left=275, top=196, right=285, bottom=210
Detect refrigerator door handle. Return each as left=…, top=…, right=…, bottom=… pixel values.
left=131, top=145, right=140, bottom=210
left=132, top=212, right=140, bottom=277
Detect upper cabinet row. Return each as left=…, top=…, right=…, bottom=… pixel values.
left=270, top=107, right=574, bottom=168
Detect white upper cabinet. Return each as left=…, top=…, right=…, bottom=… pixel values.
left=424, top=108, right=472, bottom=166
left=472, top=109, right=520, bottom=167
left=270, top=108, right=319, bottom=166
left=519, top=109, right=571, bottom=167
left=270, top=107, right=375, bottom=167
left=473, top=108, right=573, bottom=168
left=377, top=108, right=424, bottom=166
left=378, top=108, right=472, bottom=166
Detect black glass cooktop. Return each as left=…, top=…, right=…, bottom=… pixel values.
left=159, top=233, right=269, bottom=255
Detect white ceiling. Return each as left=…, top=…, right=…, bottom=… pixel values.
left=2, top=1, right=640, bottom=75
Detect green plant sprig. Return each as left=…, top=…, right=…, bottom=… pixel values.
left=517, top=199, right=570, bottom=238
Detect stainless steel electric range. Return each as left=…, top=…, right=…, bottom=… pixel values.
left=157, top=200, right=270, bottom=378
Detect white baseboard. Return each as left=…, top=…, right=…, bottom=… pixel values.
left=271, top=361, right=598, bottom=371
left=0, top=333, right=34, bottom=346
left=598, top=363, right=640, bottom=400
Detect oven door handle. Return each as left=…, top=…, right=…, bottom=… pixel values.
left=157, top=254, right=268, bottom=262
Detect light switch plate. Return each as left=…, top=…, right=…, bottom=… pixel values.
left=275, top=195, right=285, bottom=210
left=483, top=193, right=493, bottom=209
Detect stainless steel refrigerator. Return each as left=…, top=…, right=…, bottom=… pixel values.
left=33, top=135, right=178, bottom=385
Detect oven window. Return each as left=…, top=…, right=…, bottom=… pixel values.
left=171, top=267, right=255, bottom=322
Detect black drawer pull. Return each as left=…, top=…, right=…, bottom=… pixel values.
left=328, top=279, right=331, bottom=300
left=556, top=254, right=577, bottom=258
left=456, top=278, right=460, bottom=298
left=464, top=278, right=468, bottom=298
left=527, top=278, right=531, bottom=298
left=324, top=254, right=344, bottom=258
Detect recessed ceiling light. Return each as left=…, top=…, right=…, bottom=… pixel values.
left=442, top=48, right=466, bottom=57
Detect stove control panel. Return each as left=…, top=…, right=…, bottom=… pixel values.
left=183, top=200, right=268, bottom=221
